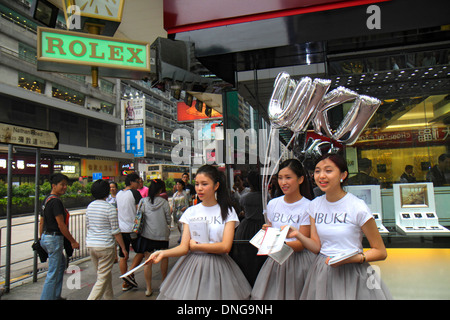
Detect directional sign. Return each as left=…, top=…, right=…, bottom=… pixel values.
left=0, top=123, right=59, bottom=149
left=125, top=127, right=145, bottom=157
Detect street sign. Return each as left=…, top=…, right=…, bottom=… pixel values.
left=0, top=122, right=59, bottom=149
left=92, top=172, right=103, bottom=180
left=125, top=127, right=145, bottom=157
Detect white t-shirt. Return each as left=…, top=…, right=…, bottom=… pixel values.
left=308, top=193, right=373, bottom=257
left=116, top=189, right=141, bottom=233
left=179, top=203, right=239, bottom=243
left=266, top=195, right=311, bottom=242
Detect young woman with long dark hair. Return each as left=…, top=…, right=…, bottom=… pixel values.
left=146, top=165, right=251, bottom=300
left=286, top=153, right=392, bottom=299
left=251, top=159, right=316, bottom=300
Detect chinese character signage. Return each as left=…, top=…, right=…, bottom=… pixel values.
left=0, top=122, right=59, bottom=149
left=356, top=126, right=449, bottom=147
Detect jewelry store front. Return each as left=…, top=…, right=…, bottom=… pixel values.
left=166, top=0, right=450, bottom=298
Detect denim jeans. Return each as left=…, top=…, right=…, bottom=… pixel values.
left=40, top=233, right=66, bottom=300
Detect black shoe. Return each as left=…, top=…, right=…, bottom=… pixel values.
left=123, top=274, right=138, bottom=288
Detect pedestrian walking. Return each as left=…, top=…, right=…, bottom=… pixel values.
left=135, top=179, right=171, bottom=297
left=86, top=180, right=128, bottom=300
left=116, top=172, right=143, bottom=291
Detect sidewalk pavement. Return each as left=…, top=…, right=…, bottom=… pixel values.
left=1, top=228, right=181, bottom=300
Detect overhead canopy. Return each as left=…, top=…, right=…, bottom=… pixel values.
left=169, top=0, right=450, bottom=118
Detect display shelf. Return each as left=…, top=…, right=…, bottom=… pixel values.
left=393, top=183, right=450, bottom=236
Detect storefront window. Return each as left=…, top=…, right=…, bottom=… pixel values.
left=100, top=102, right=114, bottom=115
left=18, top=71, right=45, bottom=93
left=52, top=83, right=85, bottom=106
left=100, top=79, right=114, bottom=95
left=18, top=43, right=37, bottom=64
left=348, top=94, right=449, bottom=189
left=329, top=48, right=449, bottom=75
left=153, top=128, right=163, bottom=140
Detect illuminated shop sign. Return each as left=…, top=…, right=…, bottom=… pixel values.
left=0, top=155, right=51, bottom=175
left=81, top=159, right=119, bottom=177
left=355, top=126, right=450, bottom=147
left=37, top=27, right=151, bottom=72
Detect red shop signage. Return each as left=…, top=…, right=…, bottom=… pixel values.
left=355, top=127, right=450, bottom=147
left=0, top=154, right=51, bottom=175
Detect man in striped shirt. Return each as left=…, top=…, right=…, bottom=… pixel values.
left=86, top=179, right=128, bottom=300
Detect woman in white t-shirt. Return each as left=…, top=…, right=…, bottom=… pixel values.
left=286, top=153, right=392, bottom=299
left=251, top=159, right=316, bottom=300
left=146, top=164, right=251, bottom=300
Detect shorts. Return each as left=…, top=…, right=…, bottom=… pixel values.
left=136, top=236, right=169, bottom=254
left=118, top=233, right=140, bottom=258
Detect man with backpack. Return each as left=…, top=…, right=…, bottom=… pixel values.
left=39, top=173, right=79, bottom=300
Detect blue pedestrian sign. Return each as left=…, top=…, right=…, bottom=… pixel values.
left=125, top=127, right=145, bottom=157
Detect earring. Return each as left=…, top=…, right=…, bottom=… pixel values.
left=215, top=192, right=218, bottom=200
left=340, top=179, right=343, bottom=183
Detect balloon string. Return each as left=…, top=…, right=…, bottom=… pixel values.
left=261, top=125, right=297, bottom=222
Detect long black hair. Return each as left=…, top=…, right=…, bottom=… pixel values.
left=278, top=159, right=314, bottom=200
left=196, top=164, right=234, bottom=222
left=148, top=179, right=165, bottom=204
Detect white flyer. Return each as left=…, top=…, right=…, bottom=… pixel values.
left=249, top=229, right=266, bottom=249
left=119, top=262, right=146, bottom=278
left=328, top=250, right=360, bottom=265
left=189, top=220, right=209, bottom=243
left=255, top=227, right=289, bottom=255
left=269, top=243, right=294, bottom=265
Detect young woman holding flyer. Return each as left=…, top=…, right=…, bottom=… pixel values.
left=285, top=153, right=392, bottom=299
left=251, top=159, right=316, bottom=300
left=145, top=164, right=251, bottom=300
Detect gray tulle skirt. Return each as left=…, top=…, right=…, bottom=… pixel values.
left=251, top=249, right=317, bottom=300
left=157, top=252, right=252, bottom=300
left=300, top=254, right=393, bottom=300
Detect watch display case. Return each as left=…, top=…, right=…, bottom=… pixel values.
left=345, top=185, right=389, bottom=233
left=393, top=183, right=450, bottom=235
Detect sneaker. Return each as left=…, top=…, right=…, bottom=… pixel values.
left=122, top=281, right=132, bottom=291
left=123, top=274, right=138, bottom=288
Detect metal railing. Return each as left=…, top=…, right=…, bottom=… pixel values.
left=0, top=211, right=89, bottom=290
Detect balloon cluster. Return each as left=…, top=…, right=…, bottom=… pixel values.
left=262, top=72, right=381, bottom=215
left=268, top=72, right=381, bottom=145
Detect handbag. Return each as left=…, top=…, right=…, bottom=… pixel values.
left=32, top=239, right=48, bottom=263
left=132, top=201, right=145, bottom=235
